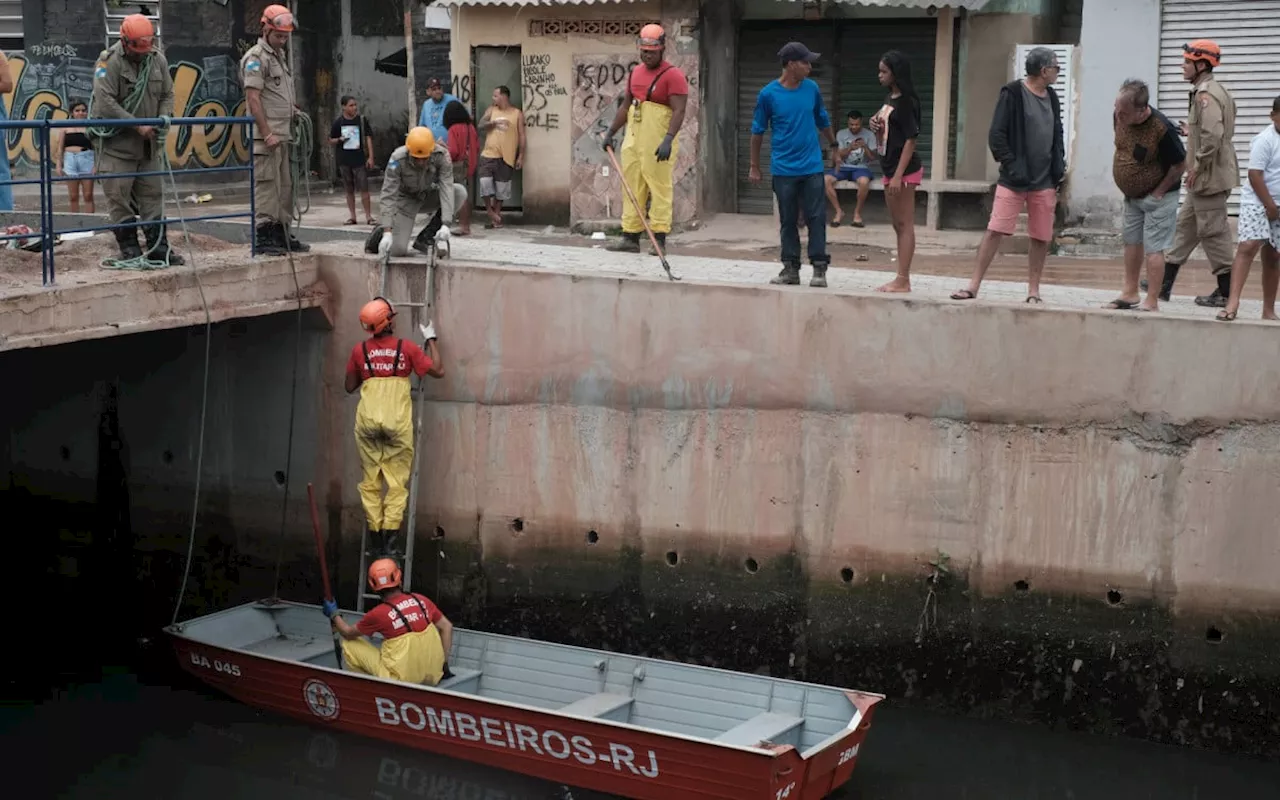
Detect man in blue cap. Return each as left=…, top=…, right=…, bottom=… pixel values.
left=749, top=41, right=838, bottom=288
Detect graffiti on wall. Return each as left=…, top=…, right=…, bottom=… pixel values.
left=570, top=56, right=639, bottom=167
left=520, top=53, right=566, bottom=132
left=3, top=46, right=250, bottom=176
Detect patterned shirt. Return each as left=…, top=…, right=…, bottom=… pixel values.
left=1113, top=107, right=1186, bottom=199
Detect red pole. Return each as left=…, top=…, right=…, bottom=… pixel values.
left=307, top=482, right=334, bottom=602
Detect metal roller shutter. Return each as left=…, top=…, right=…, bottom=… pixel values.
left=0, top=0, right=22, bottom=48
left=835, top=20, right=938, bottom=182
left=736, top=24, right=836, bottom=215
left=1158, top=0, right=1280, bottom=215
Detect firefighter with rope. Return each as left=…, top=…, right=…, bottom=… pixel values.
left=242, top=4, right=311, bottom=256
left=90, top=13, right=184, bottom=267
left=345, top=297, right=444, bottom=558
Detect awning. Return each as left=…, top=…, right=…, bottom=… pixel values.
left=773, top=0, right=992, bottom=7
left=374, top=48, right=408, bottom=78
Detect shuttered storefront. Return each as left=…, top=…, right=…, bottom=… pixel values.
left=1158, top=0, right=1280, bottom=215
left=736, top=20, right=939, bottom=214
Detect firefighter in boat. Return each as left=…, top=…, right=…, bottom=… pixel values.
left=323, top=558, right=455, bottom=684
left=345, top=297, right=444, bottom=557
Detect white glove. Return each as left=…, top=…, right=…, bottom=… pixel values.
left=377, top=232, right=392, bottom=256
left=420, top=321, right=437, bottom=342
left=435, top=225, right=451, bottom=259
left=436, top=224, right=451, bottom=242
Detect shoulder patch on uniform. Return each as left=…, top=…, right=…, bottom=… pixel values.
left=245, top=59, right=261, bottom=73
left=388, top=159, right=400, bottom=170
left=1198, top=95, right=1211, bottom=108
left=94, top=63, right=107, bottom=79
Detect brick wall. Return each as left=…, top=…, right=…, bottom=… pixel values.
left=42, top=0, right=103, bottom=47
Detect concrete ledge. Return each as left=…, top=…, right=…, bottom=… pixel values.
left=0, top=255, right=332, bottom=352
left=834, top=178, right=992, bottom=193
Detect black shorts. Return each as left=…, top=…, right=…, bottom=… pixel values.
left=339, top=164, right=369, bottom=192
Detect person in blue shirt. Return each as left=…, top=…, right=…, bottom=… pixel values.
left=750, top=42, right=838, bottom=288
left=418, top=78, right=460, bottom=145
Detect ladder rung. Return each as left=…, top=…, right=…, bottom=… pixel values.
left=385, top=301, right=425, bottom=307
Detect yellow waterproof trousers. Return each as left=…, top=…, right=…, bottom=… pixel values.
left=354, top=376, right=414, bottom=531
left=342, top=625, right=446, bottom=685
left=620, top=101, right=679, bottom=235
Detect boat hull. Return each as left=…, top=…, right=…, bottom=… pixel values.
left=168, top=616, right=878, bottom=800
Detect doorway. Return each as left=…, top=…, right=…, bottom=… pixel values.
left=471, top=45, right=523, bottom=210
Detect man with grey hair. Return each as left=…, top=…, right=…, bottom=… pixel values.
left=1106, top=79, right=1186, bottom=312
left=951, top=46, right=1065, bottom=303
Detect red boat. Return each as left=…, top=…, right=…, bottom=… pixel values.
left=167, top=600, right=883, bottom=800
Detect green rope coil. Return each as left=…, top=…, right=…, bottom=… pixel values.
left=289, top=111, right=314, bottom=222
left=86, top=53, right=153, bottom=140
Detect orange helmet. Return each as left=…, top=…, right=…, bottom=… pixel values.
left=262, top=4, right=296, bottom=33
left=367, top=558, right=402, bottom=592
left=120, top=14, right=155, bottom=55
left=406, top=126, right=436, bottom=158
left=638, top=23, right=666, bottom=52
left=1183, top=40, right=1221, bottom=68
left=359, top=297, right=395, bottom=335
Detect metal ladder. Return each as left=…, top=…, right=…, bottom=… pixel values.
left=104, top=1, right=162, bottom=48
left=354, top=242, right=439, bottom=612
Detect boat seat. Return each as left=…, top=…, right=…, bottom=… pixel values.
left=245, top=635, right=337, bottom=665
left=714, top=712, right=805, bottom=748
left=434, top=667, right=482, bottom=693
left=556, top=692, right=634, bottom=722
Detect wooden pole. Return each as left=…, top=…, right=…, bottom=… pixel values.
left=405, top=2, right=417, bottom=128
left=926, top=6, right=955, bottom=231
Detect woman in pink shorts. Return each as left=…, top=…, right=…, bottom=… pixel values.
left=869, top=50, right=923, bottom=293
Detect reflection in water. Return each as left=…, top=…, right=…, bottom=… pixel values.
left=5, top=671, right=1279, bottom=800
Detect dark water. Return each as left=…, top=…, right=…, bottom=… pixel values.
left=5, top=658, right=1278, bottom=800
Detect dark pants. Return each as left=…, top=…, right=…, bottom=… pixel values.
left=773, top=173, right=828, bottom=266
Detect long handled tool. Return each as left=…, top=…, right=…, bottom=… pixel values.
left=605, top=144, right=681, bottom=282
left=307, top=482, right=343, bottom=669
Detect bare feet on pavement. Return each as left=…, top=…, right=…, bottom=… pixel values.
left=876, top=276, right=911, bottom=293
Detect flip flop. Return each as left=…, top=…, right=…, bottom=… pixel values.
left=1025, top=296, right=1043, bottom=304
left=344, top=218, right=357, bottom=225
left=1216, top=309, right=1238, bottom=322
left=852, top=220, right=865, bottom=228
left=1103, top=299, right=1139, bottom=310
left=366, top=218, right=377, bottom=226
left=830, top=219, right=842, bottom=228
left=950, top=289, right=977, bottom=300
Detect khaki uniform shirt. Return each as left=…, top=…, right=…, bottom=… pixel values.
left=380, top=144, right=455, bottom=224
left=90, top=42, right=175, bottom=159
left=240, top=37, right=295, bottom=145
left=1187, top=74, right=1239, bottom=196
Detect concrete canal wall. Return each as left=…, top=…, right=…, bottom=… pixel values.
left=4, top=252, right=1279, bottom=756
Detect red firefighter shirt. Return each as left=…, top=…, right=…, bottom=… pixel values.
left=345, top=335, right=433, bottom=382
left=356, top=591, right=443, bottom=639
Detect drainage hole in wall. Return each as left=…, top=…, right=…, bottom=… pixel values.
left=434, top=526, right=446, bottom=539
left=59, top=445, right=71, bottom=461
left=1106, top=589, right=1123, bottom=606
left=273, top=470, right=286, bottom=488
left=162, top=450, right=174, bottom=464
left=585, top=530, right=599, bottom=545
left=511, top=517, right=524, bottom=533
left=1206, top=626, right=1224, bottom=644
left=840, top=567, right=855, bottom=584
left=744, top=557, right=759, bottom=574
left=665, top=550, right=679, bottom=567
left=1014, top=579, right=1030, bottom=593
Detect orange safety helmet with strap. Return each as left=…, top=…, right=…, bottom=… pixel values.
left=367, top=558, right=402, bottom=592
left=359, top=297, right=395, bottom=335
left=262, top=3, right=296, bottom=33
left=119, top=14, right=155, bottom=55
left=1183, top=39, right=1221, bottom=69
left=638, top=23, right=666, bottom=51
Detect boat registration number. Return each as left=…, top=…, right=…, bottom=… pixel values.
left=189, top=652, right=242, bottom=677
left=376, top=697, right=661, bottom=779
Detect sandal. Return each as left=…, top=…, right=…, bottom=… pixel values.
left=1216, top=309, right=1238, bottom=322
left=366, top=217, right=377, bottom=226
left=1025, top=295, right=1043, bottom=304
left=1103, top=299, right=1138, bottom=310
left=344, top=218, right=357, bottom=225
left=950, top=289, right=977, bottom=300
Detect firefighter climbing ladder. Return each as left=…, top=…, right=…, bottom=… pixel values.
left=355, top=242, right=439, bottom=613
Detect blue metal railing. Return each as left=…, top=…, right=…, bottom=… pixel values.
left=1, top=116, right=256, bottom=286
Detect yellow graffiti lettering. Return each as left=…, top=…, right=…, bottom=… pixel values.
left=5, top=56, right=71, bottom=164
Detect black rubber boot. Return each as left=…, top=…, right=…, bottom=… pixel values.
left=770, top=262, right=801, bottom=285
left=651, top=231, right=667, bottom=256
left=607, top=232, right=641, bottom=253
left=413, top=209, right=444, bottom=255
left=255, top=223, right=286, bottom=255
left=380, top=529, right=403, bottom=559
left=1195, top=271, right=1230, bottom=308
left=113, top=219, right=143, bottom=261
left=143, top=224, right=184, bottom=266
left=1158, top=262, right=1180, bottom=301
left=283, top=224, right=310, bottom=253
left=365, top=224, right=386, bottom=254
left=810, top=262, right=829, bottom=288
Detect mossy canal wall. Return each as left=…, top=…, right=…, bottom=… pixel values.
left=4, top=254, right=1278, bottom=756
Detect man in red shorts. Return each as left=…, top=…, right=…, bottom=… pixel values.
left=952, top=47, right=1065, bottom=304
left=323, top=558, right=455, bottom=685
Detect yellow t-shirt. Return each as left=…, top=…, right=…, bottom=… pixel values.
left=480, top=106, right=521, bottom=167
